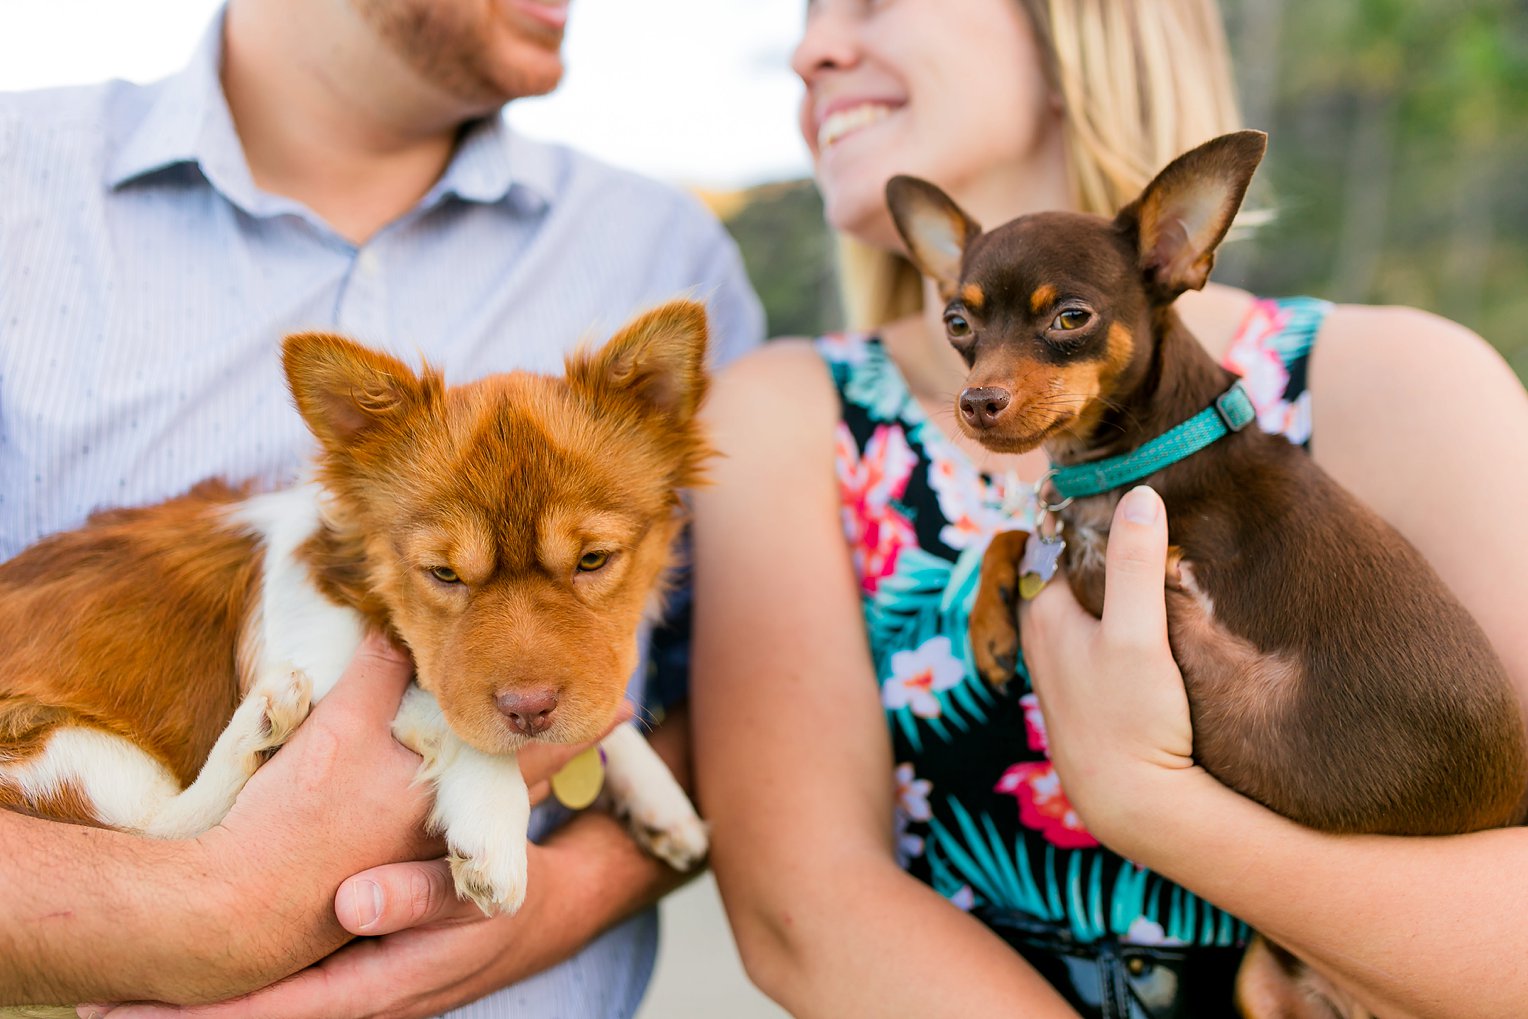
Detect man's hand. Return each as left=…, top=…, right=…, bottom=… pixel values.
left=86, top=840, right=597, bottom=1019
left=1019, top=486, right=1198, bottom=853
left=331, top=701, right=633, bottom=939
left=88, top=706, right=637, bottom=1019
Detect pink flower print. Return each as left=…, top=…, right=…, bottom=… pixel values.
left=995, top=762, right=1099, bottom=849
left=1019, top=693, right=1049, bottom=754
left=1223, top=299, right=1311, bottom=445
left=1224, top=303, right=1290, bottom=410
left=948, top=885, right=976, bottom=911
left=835, top=422, right=919, bottom=594
left=882, top=636, right=964, bottom=719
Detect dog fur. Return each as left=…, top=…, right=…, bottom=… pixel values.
left=0, top=300, right=713, bottom=926
left=887, top=132, right=1527, bottom=1017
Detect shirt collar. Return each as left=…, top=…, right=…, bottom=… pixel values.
left=428, top=113, right=558, bottom=213
left=106, top=13, right=238, bottom=194
left=108, top=10, right=559, bottom=219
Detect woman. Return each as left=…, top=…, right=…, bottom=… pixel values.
left=689, top=0, right=1528, bottom=1015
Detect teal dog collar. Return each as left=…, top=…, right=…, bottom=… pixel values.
left=1045, top=381, right=1256, bottom=502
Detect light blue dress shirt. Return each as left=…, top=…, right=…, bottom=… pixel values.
left=0, top=13, right=762, bottom=1018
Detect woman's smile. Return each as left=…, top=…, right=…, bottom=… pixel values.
left=814, top=98, right=905, bottom=153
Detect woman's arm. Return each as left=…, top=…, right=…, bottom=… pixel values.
left=690, top=341, right=1077, bottom=1018
left=1310, top=306, right=1528, bottom=697
left=1022, top=486, right=1528, bottom=1019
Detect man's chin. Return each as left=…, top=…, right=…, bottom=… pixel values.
left=491, top=49, right=565, bottom=103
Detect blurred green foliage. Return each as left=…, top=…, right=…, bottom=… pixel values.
left=723, top=0, right=1528, bottom=379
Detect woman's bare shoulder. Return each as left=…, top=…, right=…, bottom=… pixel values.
left=704, top=336, right=844, bottom=468
left=1311, top=303, right=1520, bottom=430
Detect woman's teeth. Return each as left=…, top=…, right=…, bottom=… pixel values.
left=818, top=104, right=895, bottom=151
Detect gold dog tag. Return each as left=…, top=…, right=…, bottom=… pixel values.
left=551, top=746, right=606, bottom=810
left=1018, top=534, right=1066, bottom=600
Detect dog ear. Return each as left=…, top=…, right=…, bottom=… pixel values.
left=886, top=175, right=981, bottom=297
left=1116, top=130, right=1267, bottom=300
left=568, top=300, right=710, bottom=423
left=282, top=332, right=430, bottom=450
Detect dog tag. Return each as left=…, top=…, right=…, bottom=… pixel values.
left=551, top=746, right=606, bottom=810
left=1018, top=534, right=1066, bottom=600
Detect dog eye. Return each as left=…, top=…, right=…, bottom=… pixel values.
left=1051, top=309, right=1091, bottom=331
left=944, top=313, right=971, bottom=338
left=430, top=566, right=461, bottom=584
left=577, top=551, right=610, bottom=572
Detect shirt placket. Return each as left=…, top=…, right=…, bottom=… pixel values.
left=334, top=242, right=391, bottom=344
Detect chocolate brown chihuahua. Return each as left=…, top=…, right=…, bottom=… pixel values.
left=887, top=131, right=1527, bottom=1018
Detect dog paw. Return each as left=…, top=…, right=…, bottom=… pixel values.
left=254, top=668, right=313, bottom=754
left=633, top=811, right=710, bottom=872
left=974, top=641, right=1017, bottom=688
left=970, top=619, right=1019, bottom=688
left=448, top=840, right=527, bottom=917
left=970, top=530, right=1027, bottom=688
left=620, top=781, right=709, bottom=871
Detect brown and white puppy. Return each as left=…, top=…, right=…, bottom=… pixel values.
left=888, top=132, right=1526, bottom=1018
left=0, top=300, right=713, bottom=919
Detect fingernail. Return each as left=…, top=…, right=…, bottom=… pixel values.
left=1121, top=485, right=1160, bottom=524
left=344, top=878, right=384, bottom=930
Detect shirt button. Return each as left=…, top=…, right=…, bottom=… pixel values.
left=357, top=249, right=381, bottom=276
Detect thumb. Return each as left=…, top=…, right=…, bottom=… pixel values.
left=335, top=858, right=481, bottom=935
left=1101, top=486, right=1171, bottom=648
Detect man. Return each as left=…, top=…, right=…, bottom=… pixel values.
left=0, top=0, right=762, bottom=1014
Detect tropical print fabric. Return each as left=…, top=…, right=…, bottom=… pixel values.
left=818, top=296, right=1328, bottom=949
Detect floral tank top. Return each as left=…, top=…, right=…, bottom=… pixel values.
left=818, top=297, right=1330, bottom=949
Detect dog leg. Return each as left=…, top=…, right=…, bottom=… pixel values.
left=970, top=529, right=1029, bottom=686
left=0, top=670, right=308, bottom=838
left=142, top=666, right=313, bottom=838
left=599, top=724, right=708, bottom=871
left=393, top=685, right=530, bottom=916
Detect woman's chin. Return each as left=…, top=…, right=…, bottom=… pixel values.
left=817, top=181, right=902, bottom=249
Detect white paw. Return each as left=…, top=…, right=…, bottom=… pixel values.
left=252, top=668, right=313, bottom=755
left=447, top=835, right=528, bottom=917
left=625, top=792, right=710, bottom=872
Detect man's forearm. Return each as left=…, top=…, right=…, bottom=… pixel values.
left=0, top=812, right=215, bottom=1005
left=535, top=808, right=690, bottom=945
left=524, top=713, right=699, bottom=967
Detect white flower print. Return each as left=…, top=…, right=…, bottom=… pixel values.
left=882, top=636, right=964, bottom=718
left=817, top=330, right=871, bottom=367
left=918, top=423, right=1019, bottom=551
left=1124, top=916, right=1187, bottom=947
left=895, top=763, right=932, bottom=822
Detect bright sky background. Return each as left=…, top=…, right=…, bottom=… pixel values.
left=0, top=0, right=813, bottom=188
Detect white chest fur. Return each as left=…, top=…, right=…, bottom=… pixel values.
left=230, top=484, right=368, bottom=700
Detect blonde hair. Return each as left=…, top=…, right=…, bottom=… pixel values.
left=838, top=0, right=1244, bottom=331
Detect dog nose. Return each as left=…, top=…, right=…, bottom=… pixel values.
left=495, top=688, right=559, bottom=736
left=959, top=386, right=1012, bottom=429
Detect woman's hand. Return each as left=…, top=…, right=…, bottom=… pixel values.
left=1019, top=485, right=1204, bottom=854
